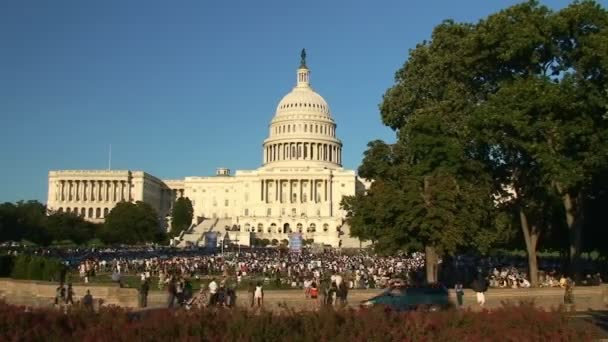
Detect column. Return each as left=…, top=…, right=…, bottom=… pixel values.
left=275, top=179, right=279, bottom=202
left=264, top=147, right=267, bottom=164
left=308, top=178, right=315, bottom=203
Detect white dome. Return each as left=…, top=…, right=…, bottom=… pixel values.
left=275, top=86, right=331, bottom=118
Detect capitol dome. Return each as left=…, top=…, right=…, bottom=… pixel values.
left=275, top=78, right=332, bottom=118
left=262, top=50, right=342, bottom=169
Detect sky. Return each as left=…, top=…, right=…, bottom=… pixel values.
left=0, top=0, right=585, bottom=203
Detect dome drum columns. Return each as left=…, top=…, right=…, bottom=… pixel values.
left=263, top=141, right=341, bottom=165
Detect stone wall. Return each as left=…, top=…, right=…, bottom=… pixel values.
left=0, top=278, right=606, bottom=312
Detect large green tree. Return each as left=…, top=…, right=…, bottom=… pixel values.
left=0, top=201, right=50, bottom=245
left=344, top=0, right=608, bottom=284
left=170, top=197, right=194, bottom=237
left=45, top=212, right=99, bottom=245
left=467, top=0, right=608, bottom=280
left=342, top=19, right=505, bottom=283
left=100, top=201, right=164, bottom=244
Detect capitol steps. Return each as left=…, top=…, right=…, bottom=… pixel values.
left=177, top=218, right=217, bottom=247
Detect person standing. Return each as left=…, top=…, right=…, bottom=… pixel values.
left=208, top=278, right=218, bottom=306
left=455, top=282, right=464, bottom=308
left=254, top=282, right=264, bottom=308
left=139, top=278, right=150, bottom=308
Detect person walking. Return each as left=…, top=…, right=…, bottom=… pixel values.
left=82, top=290, right=94, bottom=311
left=248, top=282, right=255, bottom=307
left=65, top=283, right=74, bottom=305
left=167, top=277, right=177, bottom=308
left=472, top=275, right=487, bottom=307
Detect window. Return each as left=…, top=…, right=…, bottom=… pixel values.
left=291, top=208, right=296, bottom=216
left=281, top=208, right=286, bottom=216
left=323, top=224, right=329, bottom=232
left=224, top=199, right=229, bottom=207
left=316, top=209, right=321, bottom=216
left=302, top=194, right=307, bottom=203
left=257, top=223, right=263, bottom=232
left=309, top=223, right=316, bottom=232
left=244, top=209, right=249, bottom=216
left=267, top=208, right=271, bottom=216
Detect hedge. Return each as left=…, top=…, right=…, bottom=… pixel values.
left=0, top=255, right=65, bottom=282
left=0, top=302, right=602, bottom=341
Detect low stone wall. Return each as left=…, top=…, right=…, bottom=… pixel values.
left=0, top=278, right=606, bottom=312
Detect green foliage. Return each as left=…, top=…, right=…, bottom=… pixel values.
left=7, top=255, right=64, bottom=281
left=343, top=1, right=608, bottom=277
left=100, top=201, right=165, bottom=245
left=45, top=212, right=99, bottom=245
left=170, top=197, right=194, bottom=238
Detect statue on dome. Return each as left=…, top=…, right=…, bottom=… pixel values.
left=300, top=48, right=307, bottom=67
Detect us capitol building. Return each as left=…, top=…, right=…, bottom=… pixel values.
left=46, top=52, right=370, bottom=248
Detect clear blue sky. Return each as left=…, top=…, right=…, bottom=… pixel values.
left=0, top=0, right=581, bottom=203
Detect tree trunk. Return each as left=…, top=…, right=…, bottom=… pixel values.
left=425, top=245, right=438, bottom=284
left=556, top=184, right=584, bottom=280
left=519, top=208, right=539, bottom=287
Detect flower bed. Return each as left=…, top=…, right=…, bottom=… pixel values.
left=0, top=301, right=601, bottom=341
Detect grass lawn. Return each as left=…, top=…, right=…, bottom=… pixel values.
left=68, top=272, right=301, bottom=291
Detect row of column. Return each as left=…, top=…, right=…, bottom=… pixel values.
left=260, top=179, right=328, bottom=204
left=264, top=142, right=341, bottom=164
left=56, top=207, right=109, bottom=219
left=55, top=180, right=131, bottom=203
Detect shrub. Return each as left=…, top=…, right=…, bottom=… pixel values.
left=0, top=255, right=14, bottom=277
left=7, top=255, right=64, bottom=281
left=0, top=301, right=601, bottom=341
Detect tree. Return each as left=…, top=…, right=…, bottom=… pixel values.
left=0, top=201, right=50, bottom=245
left=345, top=0, right=608, bottom=285
left=343, top=19, right=504, bottom=284
left=170, top=197, right=194, bottom=238
left=45, top=212, right=98, bottom=245
left=100, top=201, right=164, bottom=244
left=466, top=0, right=608, bottom=280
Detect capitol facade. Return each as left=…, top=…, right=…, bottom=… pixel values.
left=46, top=54, right=370, bottom=248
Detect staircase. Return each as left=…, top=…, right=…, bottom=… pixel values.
left=177, top=218, right=218, bottom=247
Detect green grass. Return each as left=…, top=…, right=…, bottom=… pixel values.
left=68, top=272, right=301, bottom=291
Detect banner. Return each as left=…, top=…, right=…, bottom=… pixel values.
left=289, top=233, right=303, bottom=252
left=204, top=232, right=218, bottom=251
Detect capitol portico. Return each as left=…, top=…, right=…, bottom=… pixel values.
left=46, top=52, right=370, bottom=248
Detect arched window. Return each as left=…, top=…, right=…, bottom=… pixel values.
left=66, top=207, right=71, bottom=213
left=88, top=208, right=93, bottom=218
left=309, top=223, right=316, bottom=233
left=103, top=208, right=109, bottom=217
left=323, top=223, right=329, bottom=232
left=297, top=223, right=303, bottom=233
left=58, top=207, right=64, bottom=213
left=81, top=208, right=86, bottom=216
left=257, top=223, right=263, bottom=233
